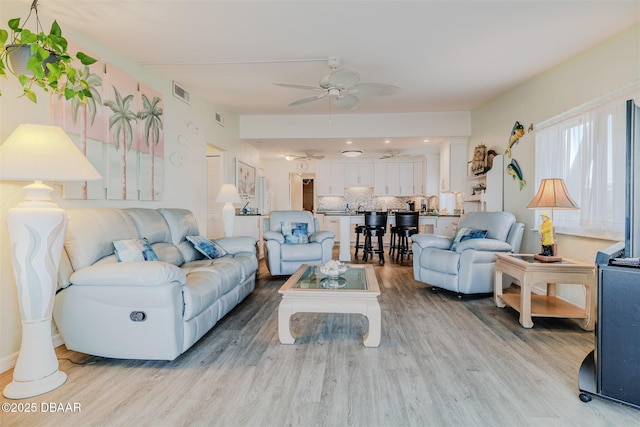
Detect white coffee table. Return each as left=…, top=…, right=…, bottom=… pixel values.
left=278, top=264, right=381, bottom=347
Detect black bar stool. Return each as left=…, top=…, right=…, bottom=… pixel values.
left=363, top=211, right=388, bottom=264
left=395, top=211, right=419, bottom=263
left=354, top=224, right=365, bottom=259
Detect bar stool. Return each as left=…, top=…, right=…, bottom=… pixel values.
left=394, top=211, right=419, bottom=263
left=363, top=211, right=388, bottom=264
left=354, top=224, right=365, bottom=259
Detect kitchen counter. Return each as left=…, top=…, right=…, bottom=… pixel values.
left=317, top=212, right=460, bottom=261
left=318, top=211, right=459, bottom=217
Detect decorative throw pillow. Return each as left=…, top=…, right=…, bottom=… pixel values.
left=186, top=236, right=227, bottom=259
left=113, top=238, right=159, bottom=262
left=281, top=221, right=309, bottom=244
left=450, top=228, right=488, bottom=251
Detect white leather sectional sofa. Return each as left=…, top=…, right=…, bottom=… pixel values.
left=53, top=208, right=258, bottom=360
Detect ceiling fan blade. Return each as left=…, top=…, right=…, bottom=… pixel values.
left=289, top=93, right=327, bottom=106
left=328, top=68, right=360, bottom=89
left=349, top=83, right=401, bottom=97
left=310, top=155, right=325, bottom=160
left=332, top=94, right=360, bottom=110
left=274, top=83, right=324, bottom=92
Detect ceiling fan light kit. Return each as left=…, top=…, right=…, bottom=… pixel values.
left=342, top=150, right=363, bottom=158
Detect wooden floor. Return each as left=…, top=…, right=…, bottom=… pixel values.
left=2, top=249, right=639, bottom=426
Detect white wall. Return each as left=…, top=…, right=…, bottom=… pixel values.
left=470, top=23, right=640, bottom=305
left=0, top=2, right=259, bottom=365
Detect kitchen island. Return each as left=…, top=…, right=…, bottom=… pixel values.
left=318, top=212, right=459, bottom=262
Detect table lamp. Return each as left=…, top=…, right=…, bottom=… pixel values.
left=0, top=124, right=102, bottom=399
left=216, top=184, right=242, bottom=237
left=527, top=178, right=579, bottom=262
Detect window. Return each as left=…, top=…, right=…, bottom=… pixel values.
left=534, top=84, right=639, bottom=240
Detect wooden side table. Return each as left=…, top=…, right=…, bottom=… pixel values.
left=494, top=253, right=596, bottom=330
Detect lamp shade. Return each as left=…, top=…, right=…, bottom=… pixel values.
left=0, top=124, right=102, bottom=182
left=527, top=178, right=579, bottom=210
left=215, top=184, right=242, bottom=204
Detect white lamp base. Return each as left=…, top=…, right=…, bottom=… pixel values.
left=222, top=202, right=236, bottom=237
left=3, top=320, right=67, bottom=399
left=3, top=182, right=68, bottom=399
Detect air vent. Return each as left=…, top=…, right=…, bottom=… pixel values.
left=215, top=112, right=224, bottom=126
left=172, top=81, right=190, bottom=104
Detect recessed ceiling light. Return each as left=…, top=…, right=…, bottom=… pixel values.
left=384, top=140, right=391, bottom=144
left=342, top=150, right=363, bottom=157
left=423, top=139, right=430, bottom=143
left=346, top=140, right=352, bottom=144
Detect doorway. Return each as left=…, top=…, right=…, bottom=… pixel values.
left=289, top=173, right=316, bottom=212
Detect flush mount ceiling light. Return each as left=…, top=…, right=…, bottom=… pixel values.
left=342, top=150, right=363, bottom=158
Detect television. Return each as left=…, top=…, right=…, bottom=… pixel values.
left=625, top=99, right=640, bottom=259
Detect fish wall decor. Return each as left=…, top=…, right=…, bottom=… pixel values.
left=505, top=121, right=525, bottom=157
left=506, top=158, right=526, bottom=190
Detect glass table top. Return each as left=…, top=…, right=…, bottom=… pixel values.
left=292, top=265, right=368, bottom=290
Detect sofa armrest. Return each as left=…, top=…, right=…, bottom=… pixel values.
left=263, top=230, right=285, bottom=243
left=214, top=236, right=257, bottom=254
left=411, top=234, right=452, bottom=250
left=454, top=238, right=513, bottom=253
left=70, top=261, right=186, bottom=287
left=309, top=230, right=335, bottom=243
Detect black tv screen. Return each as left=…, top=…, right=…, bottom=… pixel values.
left=625, top=99, right=640, bottom=258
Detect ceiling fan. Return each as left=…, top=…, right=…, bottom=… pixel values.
left=274, top=56, right=400, bottom=111
left=284, top=151, right=325, bottom=161
left=379, top=151, right=409, bottom=159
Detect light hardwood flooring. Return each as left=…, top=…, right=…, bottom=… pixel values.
left=1, top=249, right=639, bottom=426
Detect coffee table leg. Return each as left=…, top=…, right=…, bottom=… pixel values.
left=363, top=301, right=381, bottom=348
left=278, top=300, right=295, bottom=344
left=520, top=278, right=534, bottom=328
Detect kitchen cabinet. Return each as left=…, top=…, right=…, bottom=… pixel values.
left=425, top=154, right=440, bottom=195
left=435, top=216, right=459, bottom=238
left=317, top=162, right=345, bottom=195
left=413, top=159, right=425, bottom=195
left=398, top=162, right=413, bottom=196
left=323, top=216, right=341, bottom=243
left=344, top=162, right=374, bottom=187
left=374, top=163, right=399, bottom=196
left=440, top=140, right=467, bottom=193
left=233, top=215, right=264, bottom=259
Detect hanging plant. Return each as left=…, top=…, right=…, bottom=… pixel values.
left=0, top=1, right=96, bottom=103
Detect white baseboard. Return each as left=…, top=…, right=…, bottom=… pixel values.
left=0, top=334, right=64, bottom=374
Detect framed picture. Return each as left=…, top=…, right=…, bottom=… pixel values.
left=236, top=159, right=256, bottom=197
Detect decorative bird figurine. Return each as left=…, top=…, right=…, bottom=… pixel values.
left=505, top=121, right=525, bottom=157
left=506, top=159, right=526, bottom=190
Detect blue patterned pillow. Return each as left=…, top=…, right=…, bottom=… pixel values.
left=450, top=228, right=487, bottom=251
left=281, top=221, right=309, bottom=244
left=186, top=236, right=227, bottom=259
left=113, top=238, right=159, bottom=262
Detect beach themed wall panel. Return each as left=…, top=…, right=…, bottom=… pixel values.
left=52, top=43, right=107, bottom=199
left=103, top=64, right=140, bottom=200
left=137, top=83, right=164, bottom=201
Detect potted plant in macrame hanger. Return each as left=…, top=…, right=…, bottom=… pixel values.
left=0, top=0, right=96, bottom=103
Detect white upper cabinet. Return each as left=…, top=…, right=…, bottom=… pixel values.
left=317, top=162, right=345, bottom=195
left=440, top=140, right=467, bottom=193
left=398, top=162, right=413, bottom=196
left=413, top=159, right=425, bottom=195
left=344, top=162, right=374, bottom=187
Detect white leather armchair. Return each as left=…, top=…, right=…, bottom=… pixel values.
left=412, top=211, right=524, bottom=296
left=263, top=211, right=335, bottom=276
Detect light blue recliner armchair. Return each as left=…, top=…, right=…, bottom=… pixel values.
left=263, top=211, right=335, bottom=276
left=411, top=211, right=524, bottom=296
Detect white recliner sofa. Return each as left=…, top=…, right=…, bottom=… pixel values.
left=53, top=208, right=258, bottom=360
left=411, top=211, right=524, bottom=296
left=263, top=210, right=335, bottom=276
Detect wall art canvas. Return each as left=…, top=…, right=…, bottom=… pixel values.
left=138, top=83, right=164, bottom=201
left=236, top=159, right=256, bottom=197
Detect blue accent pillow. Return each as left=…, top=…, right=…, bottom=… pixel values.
left=281, top=221, right=309, bottom=244
left=113, top=238, right=159, bottom=262
left=450, top=228, right=488, bottom=251
left=186, top=236, right=227, bottom=259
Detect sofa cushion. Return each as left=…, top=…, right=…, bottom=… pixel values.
left=186, top=236, right=227, bottom=259
left=458, top=211, right=515, bottom=242
left=125, top=208, right=172, bottom=244
left=158, top=208, right=202, bottom=263
left=113, top=238, right=159, bottom=262
left=65, top=208, right=139, bottom=270
left=419, top=247, right=461, bottom=275
left=281, top=242, right=323, bottom=261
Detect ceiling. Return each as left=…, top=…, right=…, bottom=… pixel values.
left=10, top=0, right=640, bottom=160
